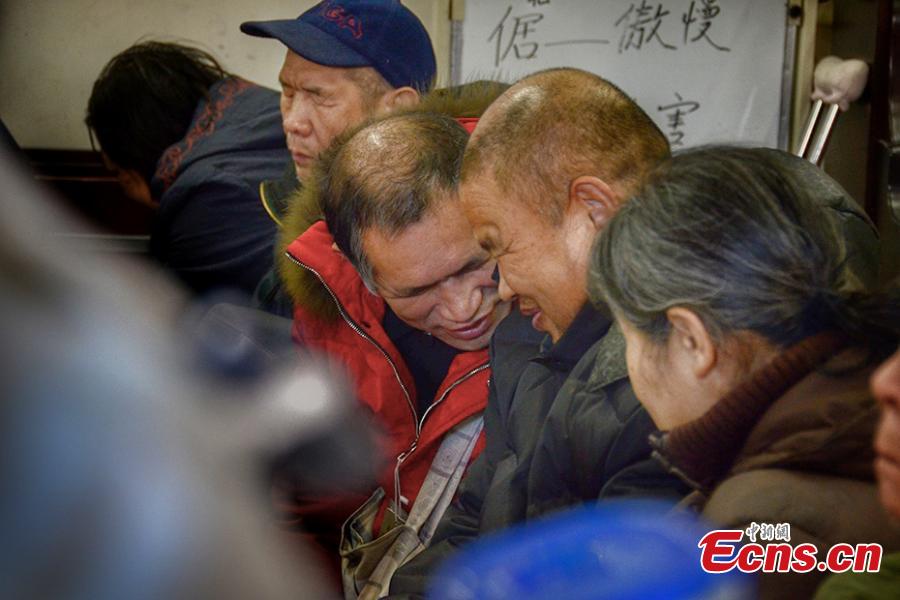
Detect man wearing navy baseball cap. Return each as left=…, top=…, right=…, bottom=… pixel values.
left=242, top=0, right=436, bottom=216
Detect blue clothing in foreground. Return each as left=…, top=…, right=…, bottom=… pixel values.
left=149, top=77, right=289, bottom=295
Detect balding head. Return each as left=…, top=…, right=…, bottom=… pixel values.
left=459, top=68, right=669, bottom=342
left=320, top=111, right=469, bottom=288
left=318, top=111, right=510, bottom=351
left=463, top=68, right=669, bottom=222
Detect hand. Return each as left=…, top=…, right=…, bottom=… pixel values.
left=811, top=56, right=869, bottom=112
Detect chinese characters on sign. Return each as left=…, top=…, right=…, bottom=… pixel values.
left=683, top=0, right=730, bottom=51
left=488, top=1, right=731, bottom=68
left=616, top=1, right=676, bottom=52
left=489, top=1, right=613, bottom=68
left=463, top=0, right=786, bottom=151
left=657, top=92, right=700, bottom=147
left=488, top=6, right=544, bottom=67
left=485, top=1, right=738, bottom=147
left=615, top=0, right=730, bottom=53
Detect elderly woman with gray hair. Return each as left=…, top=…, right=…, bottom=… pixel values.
left=589, top=146, right=900, bottom=599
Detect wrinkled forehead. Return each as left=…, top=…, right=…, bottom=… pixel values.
left=459, top=171, right=505, bottom=224
left=363, top=200, right=484, bottom=292
left=278, top=49, right=360, bottom=87
left=460, top=171, right=562, bottom=255
left=459, top=170, right=542, bottom=241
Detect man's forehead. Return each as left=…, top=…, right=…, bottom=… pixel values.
left=279, top=50, right=355, bottom=84
left=460, top=174, right=506, bottom=222
left=462, top=174, right=558, bottom=250
left=364, top=205, right=482, bottom=291
left=367, top=201, right=473, bottom=255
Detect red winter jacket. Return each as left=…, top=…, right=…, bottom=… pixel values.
left=280, top=220, right=489, bottom=542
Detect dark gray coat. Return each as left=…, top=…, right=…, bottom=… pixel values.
left=388, top=305, right=687, bottom=598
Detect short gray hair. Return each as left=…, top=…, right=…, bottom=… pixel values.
left=590, top=146, right=857, bottom=348
left=319, top=112, right=469, bottom=290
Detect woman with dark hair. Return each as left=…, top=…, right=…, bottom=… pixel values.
left=86, top=41, right=289, bottom=295
left=589, top=146, right=900, bottom=599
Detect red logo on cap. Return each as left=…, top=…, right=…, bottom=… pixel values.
left=320, top=3, right=363, bottom=40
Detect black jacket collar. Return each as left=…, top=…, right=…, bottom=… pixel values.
left=535, top=303, right=611, bottom=371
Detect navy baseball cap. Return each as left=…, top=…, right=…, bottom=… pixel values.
left=241, top=0, right=436, bottom=92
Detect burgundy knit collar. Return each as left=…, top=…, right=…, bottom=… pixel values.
left=650, top=331, right=847, bottom=492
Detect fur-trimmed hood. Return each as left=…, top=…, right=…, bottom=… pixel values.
left=276, top=80, right=508, bottom=323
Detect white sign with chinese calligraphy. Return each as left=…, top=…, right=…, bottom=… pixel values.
left=458, top=0, right=787, bottom=149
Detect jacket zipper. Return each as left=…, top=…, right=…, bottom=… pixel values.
left=285, top=253, right=417, bottom=425
left=286, top=252, right=489, bottom=517
left=393, top=362, right=489, bottom=517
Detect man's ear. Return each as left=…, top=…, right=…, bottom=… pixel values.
left=377, top=86, right=420, bottom=113
left=666, top=307, right=717, bottom=379
left=568, top=175, right=621, bottom=231
left=116, top=168, right=155, bottom=208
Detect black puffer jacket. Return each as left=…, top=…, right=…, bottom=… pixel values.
left=388, top=304, right=687, bottom=598
left=527, top=317, right=688, bottom=517
left=763, top=149, right=879, bottom=289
